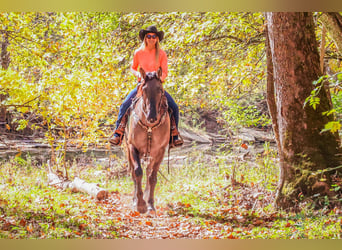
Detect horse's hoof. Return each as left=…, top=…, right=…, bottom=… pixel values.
left=137, top=200, right=147, bottom=214
left=137, top=205, right=147, bottom=214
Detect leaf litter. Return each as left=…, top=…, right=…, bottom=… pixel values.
left=0, top=143, right=342, bottom=239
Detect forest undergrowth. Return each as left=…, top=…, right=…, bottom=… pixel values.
left=0, top=140, right=341, bottom=239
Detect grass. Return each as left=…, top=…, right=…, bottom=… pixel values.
left=0, top=143, right=341, bottom=239
left=0, top=156, right=121, bottom=239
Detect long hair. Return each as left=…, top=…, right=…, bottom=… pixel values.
left=140, top=35, right=160, bottom=67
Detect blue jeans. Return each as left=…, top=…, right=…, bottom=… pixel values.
left=115, top=85, right=179, bottom=130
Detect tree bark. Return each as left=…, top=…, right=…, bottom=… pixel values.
left=264, top=22, right=286, bottom=200
left=265, top=12, right=342, bottom=208
left=320, top=12, right=342, bottom=54
left=320, top=25, right=326, bottom=73
left=0, top=30, right=10, bottom=128
left=1, top=30, right=10, bottom=70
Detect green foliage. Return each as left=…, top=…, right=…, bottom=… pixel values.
left=1, top=12, right=269, bottom=154
left=0, top=69, right=40, bottom=113
left=221, top=95, right=270, bottom=130
left=321, top=121, right=341, bottom=133
left=0, top=157, right=122, bottom=239
left=304, top=75, right=327, bottom=110
left=305, top=72, right=342, bottom=135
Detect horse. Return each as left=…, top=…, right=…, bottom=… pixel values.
left=124, top=67, right=170, bottom=214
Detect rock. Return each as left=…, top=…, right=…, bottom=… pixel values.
left=179, top=128, right=211, bottom=144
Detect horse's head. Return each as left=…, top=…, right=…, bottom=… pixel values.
left=140, top=67, right=164, bottom=124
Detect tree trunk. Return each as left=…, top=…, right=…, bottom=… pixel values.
left=320, top=12, right=342, bottom=54
left=265, top=22, right=286, bottom=200
left=265, top=12, right=342, bottom=208
left=1, top=30, right=10, bottom=70
left=0, top=30, right=10, bottom=128
left=319, top=25, right=326, bottom=73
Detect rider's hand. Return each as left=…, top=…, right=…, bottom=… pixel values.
left=137, top=72, right=144, bottom=83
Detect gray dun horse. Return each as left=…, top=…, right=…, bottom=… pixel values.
left=125, top=67, right=170, bottom=214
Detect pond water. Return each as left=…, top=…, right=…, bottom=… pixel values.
left=0, top=127, right=275, bottom=167
left=0, top=141, right=218, bottom=167
left=0, top=140, right=273, bottom=171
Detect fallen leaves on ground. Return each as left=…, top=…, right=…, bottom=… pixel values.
left=97, top=192, right=216, bottom=239
left=1, top=188, right=342, bottom=239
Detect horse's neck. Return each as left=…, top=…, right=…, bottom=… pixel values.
left=131, top=95, right=141, bottom=109
left=131, top=98, right=146, bottom=123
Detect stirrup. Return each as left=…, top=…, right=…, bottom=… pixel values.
left=169, top=135, right=184, bottom=148
left=109, top=133, right=124, bottom=146
left=110, top=109, right=130, bottom=146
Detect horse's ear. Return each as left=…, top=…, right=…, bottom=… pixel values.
left=157, top=67, right=162, bottom=79
left=139, top=68, right=146, bottom=80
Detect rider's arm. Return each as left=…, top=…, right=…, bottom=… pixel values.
left=131, top=51, right=142, bottom=81
left=159, top=50, right=168, bottom=83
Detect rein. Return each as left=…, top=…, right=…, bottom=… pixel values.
left=137, top=109, right=167, bottom=158
left=134, top=74, right=168, bottom=159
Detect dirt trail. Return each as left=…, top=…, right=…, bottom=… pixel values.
left=100, top=192, right=227, bottom=239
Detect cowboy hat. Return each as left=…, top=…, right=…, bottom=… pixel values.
left=139, top=25, right=164, bottom=42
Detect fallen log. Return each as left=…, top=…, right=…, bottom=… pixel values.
left=47, top=171, right=71, bottom=190
left=69, top=177, right=108, bottom=201
left=47, top=170, right=108, bottom=201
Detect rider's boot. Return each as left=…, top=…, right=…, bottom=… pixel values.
left=109, top=112, right=129, bottom=146
left=169, top=114, right=183, bottom=148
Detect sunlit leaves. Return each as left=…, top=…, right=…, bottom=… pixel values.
left=156, top=12, right=267, bottom=127
left=304, top=72, right=342, bottom=135
left=1, top=12, right=270, bottom=152
left=0, top=69, right=40, bottom=113
left=322, top=121, right=341, bottom=133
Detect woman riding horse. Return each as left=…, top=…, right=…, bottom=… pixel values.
left=126, top=67, right=170, bottom=213
left=110, top=25, right=183, bottom=147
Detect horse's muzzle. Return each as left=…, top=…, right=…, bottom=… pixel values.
left=147, top=106, right=158, bottom=124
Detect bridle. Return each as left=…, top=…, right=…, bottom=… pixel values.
left=133, top=72, right=168, bottom=158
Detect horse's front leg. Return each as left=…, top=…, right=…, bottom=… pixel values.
left=145, top=153, right=164, bottom=213
left=129, top=145, right=147, bottom=214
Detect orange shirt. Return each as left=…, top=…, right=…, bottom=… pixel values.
left=131, top=48, right=168, bottom=82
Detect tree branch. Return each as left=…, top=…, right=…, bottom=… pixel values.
left=0, top=95, right=41, bottom=109
left=185, top=32, right=265, bottom=48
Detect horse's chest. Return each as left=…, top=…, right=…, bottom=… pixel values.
left=128, top=126, right=169, bottom=155
left=127, top=105, right=170, bottom=155
left=129, top=127, right=147, bottom=144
